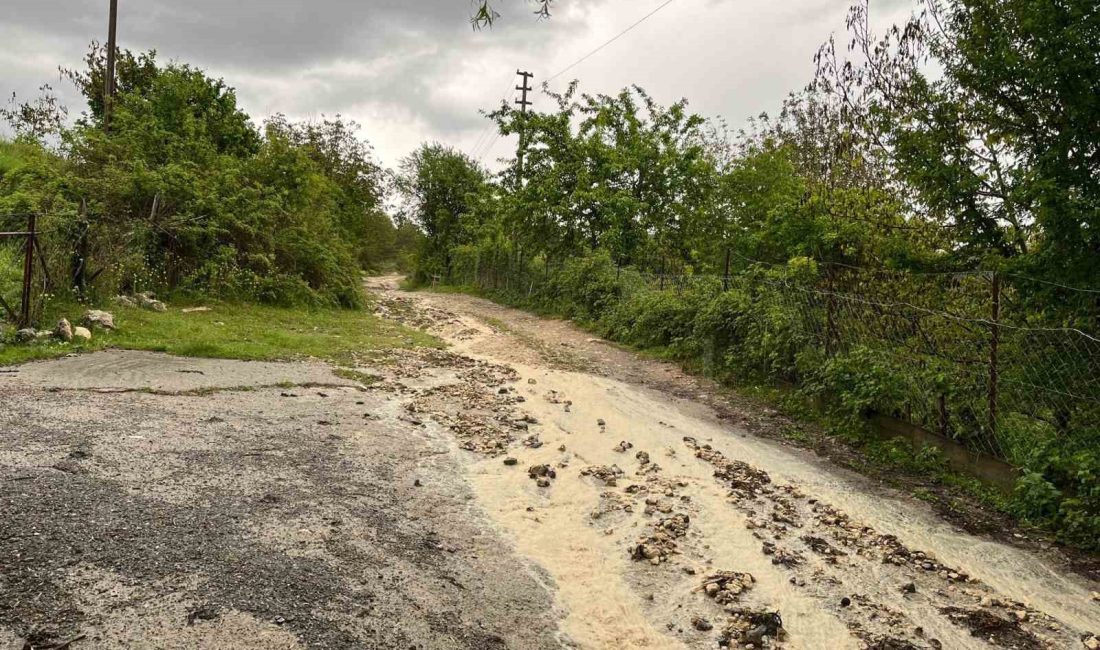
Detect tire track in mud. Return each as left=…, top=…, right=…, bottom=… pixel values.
left=365, top=277, right=1100, bottom=650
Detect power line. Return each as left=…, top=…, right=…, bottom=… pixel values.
left=469, top=72, right=519, bottom=160
left=545, top=0, right=679, bottom=83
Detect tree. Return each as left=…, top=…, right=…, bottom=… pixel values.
left=397, top=143, right=487, bottom=278
left=816, top=0, right=1100, bottom=284
left=473, top=1, right=554, bottom=28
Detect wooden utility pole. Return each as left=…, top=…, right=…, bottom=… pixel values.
left=104, top=0, right=119, bottom=132
left=514, top=70, right=533, bottom=180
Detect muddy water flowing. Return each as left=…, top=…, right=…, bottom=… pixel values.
left=369, top=277, right=1100, bottom=650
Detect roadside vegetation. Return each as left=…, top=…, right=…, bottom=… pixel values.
left=399, top=0, right=1100, bottom=549
left=0, top=296, right=438, bottom=367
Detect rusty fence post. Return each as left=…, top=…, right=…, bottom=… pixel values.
left=19, top=213, right=37, bottom=328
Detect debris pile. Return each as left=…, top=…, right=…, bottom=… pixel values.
left=580, top=464, right=624, bottom=487
left=528, top=464, right=557, bottom=488
left=717, top=609, right=784, bottom=648
left=701, top=571, right=755, bottom=605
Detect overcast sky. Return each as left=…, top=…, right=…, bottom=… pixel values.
left=1, top=0, right=917, bottom=168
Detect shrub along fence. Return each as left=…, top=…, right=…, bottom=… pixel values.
left=440, top=245, right=1100, bottom=546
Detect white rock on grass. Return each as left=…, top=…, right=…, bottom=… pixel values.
left=72, top=326, right=92, bottom=343
left=15, top=328, right=36, bottom=343
left=113, top=295, right=137, bottom=308
left=56, top=318, right=73, bottom=342
left=82, top=309, right=116, bottom=330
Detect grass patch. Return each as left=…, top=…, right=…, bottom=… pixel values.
left=0, top=297, right=440, bottom=367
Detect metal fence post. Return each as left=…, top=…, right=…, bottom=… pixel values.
left=723, top=248, right=731, bottom=291
left=19, top=213, right=36, bottom=328
left=988, top=271, right=1001, bottom=446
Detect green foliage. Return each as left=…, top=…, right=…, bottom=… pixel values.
left=396, top=143, right=488, bottom=281
left=2, top=47, right=405, bottom=310
left=0, top=296, right=439, bottom=368
left=412, top=0, right=1100, bottom=547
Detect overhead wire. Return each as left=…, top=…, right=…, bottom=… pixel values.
left=545, top=0, right=679, bottom=83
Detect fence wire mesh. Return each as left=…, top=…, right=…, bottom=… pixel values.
left=627, top=266, right=1100, bottom=463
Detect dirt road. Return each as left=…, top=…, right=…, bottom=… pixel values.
left=366, top=276, right=1100, bottom=650
left=2, top=278, right=1098, bottom=649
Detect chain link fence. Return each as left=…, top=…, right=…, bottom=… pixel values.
left=631, top=265, right=1100, bottom=465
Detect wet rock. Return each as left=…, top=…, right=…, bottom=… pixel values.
left=691, top=616, right=713, bottom=632
left=82, top=309, right=116, bottom=330
left=580, top=464, right=624, bottom=487
left=528, top=464, right=556, bottom=481
left=55, top=318, right=73, bottom=342
left=701, top=571, right=755, bottom=604
left=718, top=610, right=784, bottom=647
left=940, top=606, right=1042, bottom=650
left=801, top=535, right=846, bottom=559
left=657, top=513, right=690, bottom=538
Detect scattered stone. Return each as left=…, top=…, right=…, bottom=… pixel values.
left=691, top=616, right=713, bottom=632
left=55, top=318, right=73, bottom=342
left=72, top=326, right=92, bottom=343
left=528, top=464, right=557, bottom=484
left=614, top=441, right=634, bottom=453
left=940, top=606, right=1042, bottom=650
left=900, top=582, right=917, bottom=594
left=1083, top=635, right=1099, bottom=650
left=558, top=444, right=566, bottom=452
left=15, top=328, right=36, bottom=343
left=503, top=457, right=518, bottom=466
left=112, top=295, right=136, bottom=308
left=718, top=609, right=784, bottom=647
left=580, top=464, right=624, bottom=487
left=802, top=535, right=846, bottom=559
left=701, top=571, right=755, bottom=604
left=597, top=418, right=606, bottom=427
left=82, top=309, right=116, bottom=330
left=841, top=597, right=851, bottom=607
left=656, top=513, right=690, bottom=538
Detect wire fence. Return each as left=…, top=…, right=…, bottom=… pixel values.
left=632, top=266, right=1100, bottom=462
left=450, top=250, right=1100, bottom=466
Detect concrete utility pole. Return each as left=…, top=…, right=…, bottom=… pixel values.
left=515, top=70, right=533, bottom=180
left=104, top=0, right=119, bottom=132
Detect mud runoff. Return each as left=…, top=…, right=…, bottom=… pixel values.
left=367, top=276, right=1100, bottom=650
